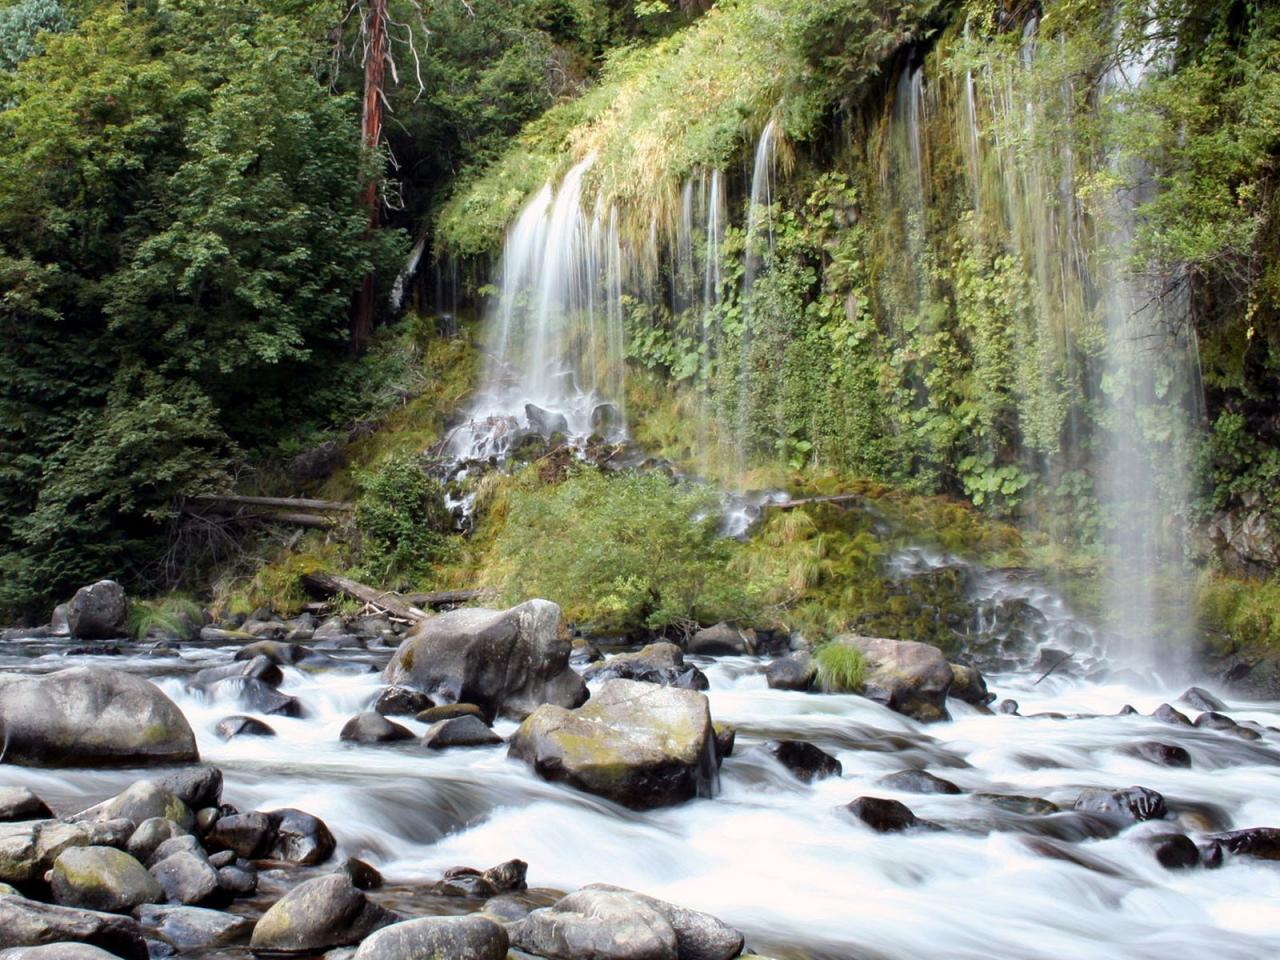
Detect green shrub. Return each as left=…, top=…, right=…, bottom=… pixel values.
left=1197, top=571, right=1280, bottom=653
left=483, top=466, right=757, bottom=635
left=814, top=641, right=867, bottom=692
left=355, top=454, right=455, bottom=586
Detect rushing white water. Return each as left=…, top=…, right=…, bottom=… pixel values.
left=448, top=156, right=628, bottom=461
left=2, top=625, right=1277, bottom=960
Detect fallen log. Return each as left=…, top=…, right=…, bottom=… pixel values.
left=401, top=588, right=489, bottom=608
left=301, top=572, right=428, bottom=622
left=191, top=494, right=354, bottom=513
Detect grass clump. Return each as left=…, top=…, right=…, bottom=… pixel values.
left=814, top=641, right=868, bottom=692
left=1197, top=571, right=1280, bottom=653
left=482, top=465, right=759, bottom=636
left=125, top=595, right=204, bottom=641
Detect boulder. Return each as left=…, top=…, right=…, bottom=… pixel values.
left=948, top=664, right=993, bottom=705
left=769, top=741, right=841, bottom=783
left=215, top=866, right=256, bottom=897
left=191, top=657, right=283, bottom=689
left=372, top=687, right=433, bottom=717
left=713, top=724, right=735, bottom=762
left=339, top=713, right=413, bottom=744
left=65, top=582, right=127, bottom=640
left=1178, top=686, right=1227, bottom=712
left=149, top=851, right=219, bottom=906
left=509, top=679, right=719, bottom=810
left=233, top=641, right=306, bottom=665
left=583, top=885, right=744, bottom=960
left=249, top=874, right=398, bottom=955
left=146, top=836, right=204, bottom=868
left=264, top=809, right=336, bottom=866
left=686, top=623, right=755, bottom=657
left=0, top=895, right=147, bottom=959
left=414, top=703, right=485, bottom=724
left=50, top=848, right=162, bottom=913
left=0, top=821, right=93, bottom=886
left=510, top=889, right=678, bottom=960
left=214, top=716, right=276, bottom=741
left=0, top=945, right=122, bottom=960
left=877, top=770, right=962, bottom=795
left=763, top=653, right=815, bottom=692
left=1204, top=827, right=1280, bottom=860
left=1073, top=786, right=1167, bottom=824
left=0, top=788, right=53, bottom=823
left=826, top=636, right=953, bottom=722
left=1151, top=703, right=1192, bottom=727
left=353, top=915, right=507, bottom=960
left=154, top=768, right=222, bottom=814
left=133, top=904, right=252, bottom=949
left=73, top=782, right=193, bottom=833
left=1194, top=712, right=1261, bottom=740
left=973, top=793, right=1059, bottom=815
left=584, top=644, right=708, bottom=690
left=1126, top=741, right=1192, bottom=768
left=206, top=813, right=273, bottom=860
left=383, top=600, right=586, bottom=722
left=420, top=716, right=502, bottom=750
left=0, top=668, right=197, bottom=767
left=845, top=797, right=920, bottom=833
left=524, top=403, right=569, bottom=438
left=203, top=678, right=302, bottom=718
left=1142, top=833, right=1199, bottom=869
left=341, top=858, right=383, bottom=891
left=125, top=820, right=186, bottom=865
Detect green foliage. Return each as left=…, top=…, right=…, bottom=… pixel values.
left=125, top=594, right=204, bottom=641
left=0, top=0, right=68, bottom=71
left=1197, top=571, right=1280, bottom=652
left=814, top=641, right=867, bottom=692
left=484, top=466, right=756, bottom=635
left=355, top=453, right=454, bottom=586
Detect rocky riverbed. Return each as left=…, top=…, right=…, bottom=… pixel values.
left=1, top=582, right=1279, bottom=960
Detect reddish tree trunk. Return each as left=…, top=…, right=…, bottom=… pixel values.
left=351, top=0, right=388, bottom=354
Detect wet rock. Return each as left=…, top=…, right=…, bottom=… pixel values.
left=249, top=874, right=398, bottom=955
left=770, top=741, right=841, bottom=783
left=0, top=945, right=123, bottom=960
left=482, top=859, right=527, bottom=892
left=133, top=904, right=252, bottom=949
left=126, top=821, right=185, bottom=865
left=686, top=623, right=755, bottom=657
left=948, top=663, right=993, bottom=705
left=877, top=770, right=962, bottom=795
left=583, top=643, right=708, bottom=690
left=206, top=813, right=272, bottom=860
left=1179, top=686, right=1227, bottom=712
left=74, top=782, right=193, bottom=833
left=206, top=852, right=235, bottom=869
left=0, top=821, right=93, bottom=886
left=0, top=788, right=53, bottom=823
left=65, top=581, right=127, bottom=640
left=414, top=703, right=485, bottom=724
left=482, top=891, right=551, bottom=922
left=510, top=888, right=677, bottom=960
left=192, top=657, right=283, bottom=689
left=1142, top=833, right=1199, bottom=869
left=86, top=820, right=134, bottom=851
left=145, top=836, right=203, bottom=868
left=1151, top=703, right=1192, bottom=727
left=215, top=866, right=256, bottom=897
left=1193, top=711, right=1261, bottom=739
left=420, top=715, right=502, bottom=750
left=1197, top=840, right=1225, bottom=869
left=1126, top=741, right=1192, bottom=768
left=0, top=667, right=197, bottom=767
left=353, top=915, right=508, bottom=960
left=996, top=699, right=1020, bottom=715
left=204, top=678, right=302, bottom=718
left=214, top=716, right=276, bottom=741
left=51, top=847, right=162, bottom=913
left=764, top=652, right=815, bottom=692
left=845, top=797, right=921, bottom=832
left=198, top=628, right=255, bottom=644
left=509, top=679, right=719, bottom=810
left=149, top=852, right=218, bottom=906
left=264, top=809, right=335, bottom=866
left=154, top=769, right=222, bottom=814
left=372, top=687, right=433, bottom=717
left=524, top=403, right=569, bottom=438
left=713, top=723, right=735, bottom=762
left=826, top=635, right=954, bottom=722
left=339, top=712, right=413, bottom=744
left=233, top=641, right=307, bottom=666
left=1117, top=705, right=1140, bottom=716
left=1073, top=786, right=1167, bottom=824
left=582, top=885, right=744, bottom=960
left=341, top=858, right=383, bottom=891
left=434, top=871, right=496, bottom=898
left=383, top=600, right=586, bottom=723
left=1204, top=827, right=1280, bottom=860
left=590, top=402, right=622, bottom=436
left=0, top=895, right=148, bottom=959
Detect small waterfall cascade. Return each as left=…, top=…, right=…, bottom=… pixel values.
left=449, top=156, right=628, bottom=461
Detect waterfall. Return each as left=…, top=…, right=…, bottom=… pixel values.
left=450, top=157, right=628, bottom=460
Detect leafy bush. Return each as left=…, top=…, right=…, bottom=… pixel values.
left=483, top=467, right=756, bottom=635
left=355, top=454, right=454, bottom=585
left=1197, top=571, right=1280, bottom=653
left=814, top=641, right=867, bottom=692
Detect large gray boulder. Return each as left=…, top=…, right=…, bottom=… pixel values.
left=0, top=668, right=197, bottom=767
left=510, top=889, right=678, bottom=960
left=64, top=582, right=127, bottom=640
left=826, top=635, right=954, bottom=722
left=584, top=885, right=744, bottom=960
left=686, top=623, right=755, bottom=657
left=583, top=643, right=708, bottom=690
left=249, top=874, right=398, bottom=954
left=0, top=788, right=53, bottom=823
left=509, top=679, right=720, bottom=810
left=382, top=600, right=586, bottom=722
left=353, top=915, right=508, bottom=960
left=0, top=895, right=147, bottom=960
left=50, top=848, right=161, bottom=913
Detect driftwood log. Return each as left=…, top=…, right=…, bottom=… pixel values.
left=302, top=572, right=429, bottom=622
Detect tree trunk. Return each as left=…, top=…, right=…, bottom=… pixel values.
left=351, top=0, right=388, bottom=353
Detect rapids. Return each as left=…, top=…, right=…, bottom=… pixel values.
left=2, top=622, right=1278, bottom=960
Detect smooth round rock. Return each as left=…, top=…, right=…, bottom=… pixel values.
left=214, top=716, right=276, bottom=740
left=770, top=741, right=842, bottom=783
left=340, top=712, right=414, bottom=744
left=845, top=797, right=920, bottom=833
left=877, top=769, right=962, bottom=795
left=51, top=847, right=162, bottom=913
left=353, top=915, right=508, bottom=960
left=421, top=715, right=503, bottom=750
left=249, top=874, right=398, bottom=954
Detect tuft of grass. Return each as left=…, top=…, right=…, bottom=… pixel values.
left=125, top=595, right=205, bottom=641
left=815, top=641, right=868, bottom=692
